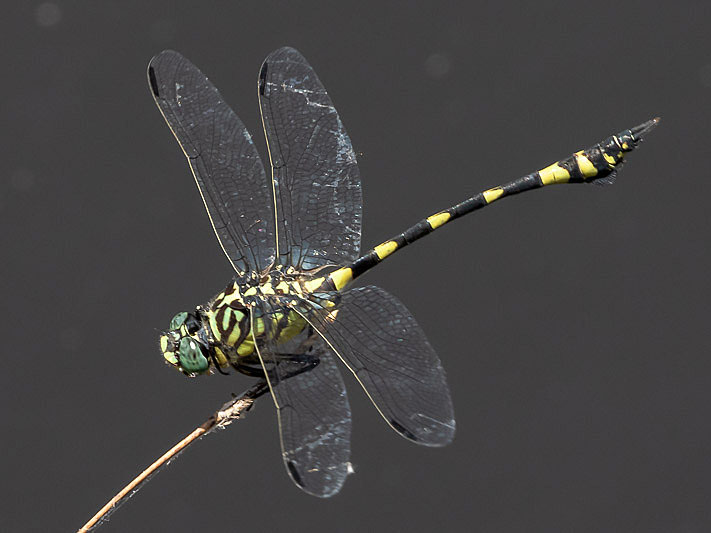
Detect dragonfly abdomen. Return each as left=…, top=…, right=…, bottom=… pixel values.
left=325, top=118, right=659, bottom=291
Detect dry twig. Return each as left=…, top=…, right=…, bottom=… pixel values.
left=77, top=380, right=268, bottom=532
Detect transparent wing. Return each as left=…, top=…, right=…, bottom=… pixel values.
left=251, top=298, right=352, bottom=497
left=258, top=47, right=362, bottom=270
left=296, top=286, right=455, bottom=446
left=148, top=50, right=275, bottom=273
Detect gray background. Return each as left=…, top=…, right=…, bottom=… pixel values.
left=2, top=1, right=710, bottom=532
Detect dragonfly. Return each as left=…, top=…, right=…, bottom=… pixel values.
left=148, top=47, right=657, bottom=497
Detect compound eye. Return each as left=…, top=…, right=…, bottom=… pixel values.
left=178, top=337, right=209, bottom=373
left=169, top=311, right=189, bottom=331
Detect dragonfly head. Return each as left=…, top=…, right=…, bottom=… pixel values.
left=159, top=311, right=211, bottom=376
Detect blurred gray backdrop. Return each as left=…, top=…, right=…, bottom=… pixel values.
left=2, top=1, right=710, bottom=531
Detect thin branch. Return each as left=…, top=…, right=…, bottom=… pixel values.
left=77, top=380, right=269, bottom=532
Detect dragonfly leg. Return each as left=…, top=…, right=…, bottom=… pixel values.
left=241, top=379, right=270, bottom=400
left=265, top=351, right=320, bottom=382
left=232, top=349, right=320, bottom=381
left=231, top=360, right=268, bottom=377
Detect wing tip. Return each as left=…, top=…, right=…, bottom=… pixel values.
left=391, top=418, right=456, bottom=448
left=265, top=46, right=307, bottom=65
left=148, top=49, right=182, bottom=68
left=147, top=50, right=185, bottom=98
left=274, top=45, right=301, bottom=55
left=147, top=65, right=160, bottom=97
left=285, top=458, right=349, bottom=498
left=390, top=419, right=418, bottom=441
left=286, top=460, right=305, bottom=488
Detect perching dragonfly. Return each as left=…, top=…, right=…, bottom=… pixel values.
left=148, top=47, right=657, bottom=497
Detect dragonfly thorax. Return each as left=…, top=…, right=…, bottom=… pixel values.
left=215, top=268, right=308, bottom=307
left=199, top=270, right=313, bottom=370
left=160, top=269, right=322, bottom=378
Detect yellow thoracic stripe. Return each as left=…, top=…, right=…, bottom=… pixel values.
left=260, top=281, right=275, bottom=295
left=221, top=307, right=232, bottom=330
left=426, top=212, right=451, bottom=229
left=226, top=319, right=242, bottom=346
left=209, top=311, right=221, bottom=341
left=575, top=151, right=598, bottom=178
left=275, top=280, right=289, bottom=293
left=483, top=187, right=504, bottom=203
left=214, top=346, right=229, bottom=366
left=538, top=162, right=570, bottom=185
left=603, top=153, right=617, bottom=166
left=374, top=240, right=398, bottom=260
left=222, top=289, right=242, bottom=307
left=237, top=336, right=254, bottom=356
left=275, top=311, right=307, bottom=343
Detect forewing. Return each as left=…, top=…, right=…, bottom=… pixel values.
left=148, top=50, right=275, bottom=273
left=297, top=286, right=455, bottom=446
left=251, top=298, right=352, bottom=497
left=258, top=47, right=362, bottom=270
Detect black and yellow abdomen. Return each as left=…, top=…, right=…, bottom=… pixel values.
left=537, top=129, right=633, bottom=186
left=320, top=118, right=659, bottom=292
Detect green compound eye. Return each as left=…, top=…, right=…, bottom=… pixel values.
left=169, top=311, right=189, bottom=331
left=178, top=337, right=209, bottom=373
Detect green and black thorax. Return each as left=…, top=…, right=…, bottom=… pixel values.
left=160, top=266, right=339, bottom=377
